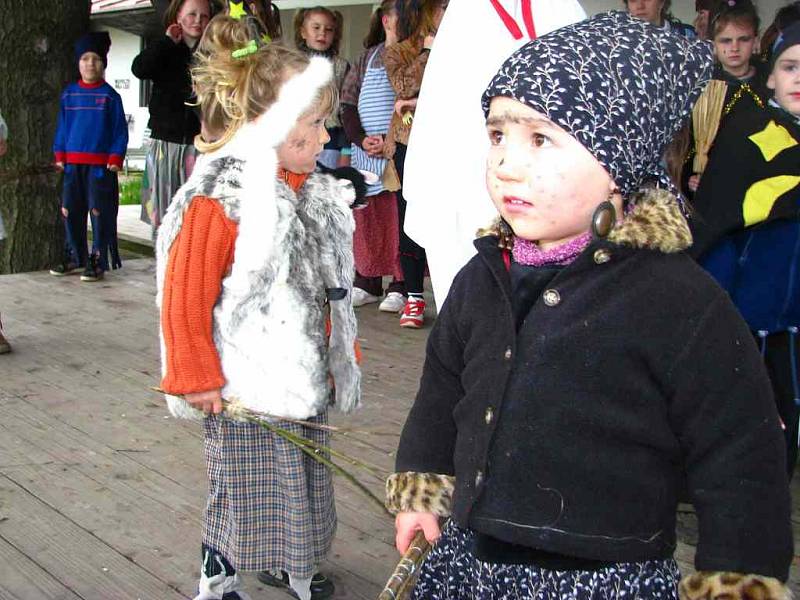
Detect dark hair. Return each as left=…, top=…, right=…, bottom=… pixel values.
left=247, top=1, right=282, bottom=40
left=363, top=0, right=397, bottom=48
left=709, top=0, right=760, bottom=38
left=397, top=0, right=446, bottom=42
left=761, top=2, right=800, bottom=61
left=163, top=0, right=212, bottom=28
left=293, top=6, right=344, bottom=55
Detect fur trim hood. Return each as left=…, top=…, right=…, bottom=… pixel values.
left=478, top=188, right=693, bottom=254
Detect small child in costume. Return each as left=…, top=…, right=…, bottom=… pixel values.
left=51, top=32, right=128, bottom=282
left=692, top=21, right=800, bottom=478
left=387, top=11, right=793, bottom=600
left=156, top=15, right=361, bottom=600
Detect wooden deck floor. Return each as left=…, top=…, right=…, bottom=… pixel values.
left=0, top=259, right=798, bottom=599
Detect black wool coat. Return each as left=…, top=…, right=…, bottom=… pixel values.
left=132, top=37, right=200, bottom=145
left=388, top=190, right=793, bottom=581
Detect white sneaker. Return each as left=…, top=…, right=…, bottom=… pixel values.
left=379, top=291, right=406, bottom=313
left=351, top=287, right=380, bottom=307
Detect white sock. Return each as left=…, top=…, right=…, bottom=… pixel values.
left=288, top=572, right=313, bottom=600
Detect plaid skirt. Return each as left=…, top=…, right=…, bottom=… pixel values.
left=202, top=413, right=336, bottom=576
left=412, top=522, right=680, bottom=600
left=140, top=139, right=197, bottom=231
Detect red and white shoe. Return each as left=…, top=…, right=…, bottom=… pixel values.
left=400, top=297, right=425, bottom=329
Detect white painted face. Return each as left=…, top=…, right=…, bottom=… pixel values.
left=485, top=97, right=617, bottom=249
left=768, top=44, right=800, bottom=118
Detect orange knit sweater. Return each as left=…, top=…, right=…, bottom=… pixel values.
left=160, top=172, right=311, bottom=396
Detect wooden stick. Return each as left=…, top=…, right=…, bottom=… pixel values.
left=378, top=531, right=431, bottom=600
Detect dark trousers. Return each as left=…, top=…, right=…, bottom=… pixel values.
left=759, top=330, right=800, bottom=477
left=61, top=164, right=120, bottom=271
left=394, top=143, right=427, bottom=296
left=354, top=273, right=405, bottom=297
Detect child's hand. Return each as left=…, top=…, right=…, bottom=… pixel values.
left=423, top=34, right=436, bottom=50
left=395, top=511, right=441, bottom=554
left=166, top=23, right=183, bottom=44
left=54, top=161, right=64, bottom=171
left=688, top=173, right=701, bottom=192
left=362, top=135, right=384, bottom=157
left=184, top=389, right=223, bottom=415
left=107, top=164, right=120, bottom=172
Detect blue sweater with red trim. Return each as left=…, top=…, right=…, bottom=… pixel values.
left=53, top=80, right=128, bottom=168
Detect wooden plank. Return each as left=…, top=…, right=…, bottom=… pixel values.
left=0, top=474, right=186, bottom=600
left=0, top=536, right=82, bottom=600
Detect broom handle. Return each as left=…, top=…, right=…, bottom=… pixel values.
left=377, top=531, right=431, bottom=600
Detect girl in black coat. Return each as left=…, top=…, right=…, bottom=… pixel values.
left=132, top=0, right=211, bottom=234
left=387, top=11, right=793, bottom=600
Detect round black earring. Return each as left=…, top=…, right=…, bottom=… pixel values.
left=591, top=201, right=617, bottom=239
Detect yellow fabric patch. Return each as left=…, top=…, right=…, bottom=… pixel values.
left=748, top=120, right=798, bottom=161
left=743, top=175, right=800, bottom=226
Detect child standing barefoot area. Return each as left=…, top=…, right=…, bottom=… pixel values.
left=51, top=32, right=128, bottom=283
left=387, top=11, right=792, bottom=600
left=157, top=15, right=360, bottom=600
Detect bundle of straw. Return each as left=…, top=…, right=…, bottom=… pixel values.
left=378, top=531, right=431, bottom=600
left=692, top=80, right=728, bottom=174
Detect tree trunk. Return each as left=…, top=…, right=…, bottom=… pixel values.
left=0, top=1, right=91, bottom=274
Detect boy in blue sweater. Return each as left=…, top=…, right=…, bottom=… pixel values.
left=51, top=31, right=128, bottom=282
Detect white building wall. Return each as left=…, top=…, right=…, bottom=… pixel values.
left=578, top=0, right=783, bottom=27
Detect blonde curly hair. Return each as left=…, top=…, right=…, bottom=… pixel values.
left=192, top=14, right=337, bottom=153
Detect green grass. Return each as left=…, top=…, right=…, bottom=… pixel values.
left=119, top=172, right=143, bottom=206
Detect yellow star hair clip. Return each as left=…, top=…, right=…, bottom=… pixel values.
left=229, top=0, right=247, bottom=20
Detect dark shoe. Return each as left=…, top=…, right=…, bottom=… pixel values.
left=80, top=256, right=104, bottom=282
left=257, top=570, right=334, bottom=600
left=49, top=261, right=81, bottom=276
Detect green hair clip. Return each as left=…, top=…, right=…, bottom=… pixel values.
left=232, top=39, right=259, bottom=59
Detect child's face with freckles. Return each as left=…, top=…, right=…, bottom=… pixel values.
left=276, top=107, right=330, bottom=173
left=485, top=96, right=617, bottom=249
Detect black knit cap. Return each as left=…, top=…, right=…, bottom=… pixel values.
left=771, top=21, right=800, bottom=68
left=482, top=11, right=713, bottom=200
left=74, top=31, right=112, bottom=66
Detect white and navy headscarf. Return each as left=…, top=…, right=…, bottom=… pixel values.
left=482, top=11, right=713, bottom=202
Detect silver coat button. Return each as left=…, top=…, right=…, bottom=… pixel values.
left=543, top=289, right=561, bottom=307
left=593, top=249, right=611, bottom=264
left=475, top=471, right=484, bottom=487
left=504, top=348, right=512, bottom=360
left=485, top=407, right=494, bottom=425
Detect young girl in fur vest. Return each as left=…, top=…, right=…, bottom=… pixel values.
left=156, top=14, right=360, bottom=600
left=387, top=11, right=793, bottom=600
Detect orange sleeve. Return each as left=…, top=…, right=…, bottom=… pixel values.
left=160, top=196, right=238, bottom=395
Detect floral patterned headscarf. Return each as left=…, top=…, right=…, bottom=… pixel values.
left=482, top=11, right=713, bottom=201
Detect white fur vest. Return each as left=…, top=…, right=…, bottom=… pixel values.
left=155, top=154, right=360, bottom=420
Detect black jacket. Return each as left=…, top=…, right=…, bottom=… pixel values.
left=131, top=37, right=200, bottom=144
left=390, top=190, right=793, bottom=580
